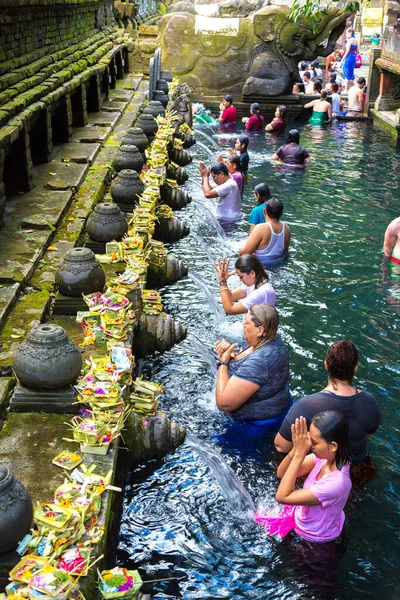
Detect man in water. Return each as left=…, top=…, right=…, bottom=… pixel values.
left=199, top=161, right=242, bottom=223
left=218, top=94, right=237, bottom=125
left=347, top=77, right=365, bottom=113
left=383, top=217, right=400, bottom=264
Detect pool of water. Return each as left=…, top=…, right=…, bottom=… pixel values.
left=118, top=119, right=400, bottom=599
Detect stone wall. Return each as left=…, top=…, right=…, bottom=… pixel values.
left=0, top=0, right=114, bottom=63
left=0, top=0, right=127, bottom=223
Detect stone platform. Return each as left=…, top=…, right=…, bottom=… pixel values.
left=0, top=413, right=119, bottom=598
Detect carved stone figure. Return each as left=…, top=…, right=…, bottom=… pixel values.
left=168, top=0, right=268, bottom=18
left=159, top=6, right=350, bottom=98
left=171, top=82, right=193, bottom=126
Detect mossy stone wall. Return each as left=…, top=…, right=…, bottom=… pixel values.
left=0, top=0, right=114, bottom=64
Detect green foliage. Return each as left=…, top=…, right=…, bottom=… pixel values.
left=158, top=2, right=167, bottom=15
left=290, top=0, right=360, bottom=32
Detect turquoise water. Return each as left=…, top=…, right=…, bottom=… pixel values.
left=118, top=120, right=400, bottom=599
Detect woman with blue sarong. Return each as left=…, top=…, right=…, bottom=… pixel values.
left=340, top=27, right=358, bottom=91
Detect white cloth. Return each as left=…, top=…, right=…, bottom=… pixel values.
left=240, top=281, right=277, bottom=309
left=213, top=178, right=242, bottom=221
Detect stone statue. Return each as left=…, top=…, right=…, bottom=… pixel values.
left=171, top=82, right=193, bottom=126
left=159, top=5, right=350, bottom=98
left=167, top=0, right=268, bottom=17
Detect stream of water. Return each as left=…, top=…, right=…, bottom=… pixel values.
left=118, top=119, right=400, bottom=599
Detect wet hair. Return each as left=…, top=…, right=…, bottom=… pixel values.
left=300, top=62, right=308, bottom=71
left=254, top=182, right=271, bottom=204
left=311, top=411, right=351, bottom=470
left=347, top=27, right=354, bottom=35
left=223, top=94, right=233, bottom=104
left=357, top=77, right=366, bottom=85
left=235, top=254, right=268, bottom=288
left=249, top=304, right=279, bottom=346
left=226, top=154, right=241, bottom=171
left=313, top=81, right=322, bottom=93
left=325, top=339, right=358, bottom=383
left=303, top=71, right=311, bottom=80
left=286, top=129, right=300, bottom=144
left=210, top=162, right=229, bottom=177
left=265, top=198, right=283, bottom=220
left=311, top=59, right=320, bottom=68
left=278, top=105, right=287, bottom=120
left=321, top=89, right=328, bottom=99
left=238, top=135, right=249, bottom=150
left=294, top=82, right=305, bottom=93
left=250, top=103, right=263, bottom=131
left=331, top=82, right=339, bottom=93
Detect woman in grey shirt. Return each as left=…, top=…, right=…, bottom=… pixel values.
left=215, top=304, right=290, bottom=420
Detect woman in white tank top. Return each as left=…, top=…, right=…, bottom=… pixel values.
left=239, top=198, right=291, bottom=266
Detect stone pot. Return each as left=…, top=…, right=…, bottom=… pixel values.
left=136, top=114, right=158, bottom=140
left=143, top=101, right=165, bottom=118
left=86, top=202, right=128, bottom=243
left=126, top=412, right=186, bottom=465
left=153, top=90, right=168, bottom=108
left=132, top=313, right=187, bottom=358
left=13, top=324, right=83, bottom=390
left=168, top=148, right=192, bottom=166
left=114, top=145, right=144, bottom=173
left=120, top=128, right=149, bottom=155
left=110, top=170, right=145, bottom=206
left=156, top=78, right=169, bottom=95
left=55, top=247, right=106, bottom=297
left=0, top=467, right=33, bottom=553
left=174, top=131, right=196, bottom=148
left=159, top=69, right=173, bottom=82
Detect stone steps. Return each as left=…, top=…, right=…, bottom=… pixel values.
left=0, top=74, right=146, bottom=368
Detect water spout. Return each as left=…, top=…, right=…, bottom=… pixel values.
left=188, top=333, right=217, bottom=374
left=193, top=200, right=227, bottom=243
left=195, top=129, right=220, bottom=151
left=185, top=434, right=256, bottom=515
left=191, top=232, right=217, bottom=263
left=196, top=141, right=216, bottom=160
left=188, top=272, right=225, bottom=323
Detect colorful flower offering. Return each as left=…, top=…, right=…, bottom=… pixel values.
left=98, top=567, right=142, bottom=599
left=52, top=452, right=82, bottom=471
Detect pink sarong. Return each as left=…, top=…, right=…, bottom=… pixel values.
left=255, top=505, right=296, bottom=539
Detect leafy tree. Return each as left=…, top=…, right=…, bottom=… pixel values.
left=290, top=0, right=360, bottom=31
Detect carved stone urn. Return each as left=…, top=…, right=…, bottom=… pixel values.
left=156, top=78, right=169, bottom=95
left=159, top=69, right=173, bottom=82
left=86, top=202, right=128, bottom=242
left=113, top=145, right=144, bottom=173
left=0, top=466, right=33, bottom=553
left=166, top=164, right=189, bottom=184
left=143, top=101, right=166, bottom=118
left=110, top=170, right=145, bottom=206
left=153, top=90, right=168, bottom=108
left=120, top=128, right=149, bottom=157
left=160, top=184, right=192, bottom=210
left=13, top=325, right=83, bottom=390
left=136, top=114, right=158, bottom=140
left=55, top=247, right=106, bottom=297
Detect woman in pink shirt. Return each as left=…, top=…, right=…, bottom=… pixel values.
left=242, top=103, right=265, bottom=132
left=226, top=155, right=243, bottom=194
left=256, top=411, right=351, bottom=543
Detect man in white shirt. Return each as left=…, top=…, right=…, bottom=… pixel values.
left=199, top=161, right=242, bottom=222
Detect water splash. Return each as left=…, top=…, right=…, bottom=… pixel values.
left=194, top=129, right=220, bottom=151
left=188, top=272, right=226, bottom=323
left=188, top=333, right=217, bottom=374
left=185, top=434, right=256, bottom=515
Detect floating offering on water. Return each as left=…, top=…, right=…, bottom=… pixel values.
left=98, top=567, right=142, bottom=599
